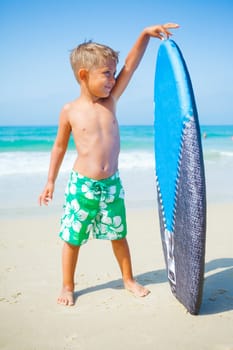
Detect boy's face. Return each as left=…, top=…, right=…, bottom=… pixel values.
left=85, top=59, right=117, bottom=99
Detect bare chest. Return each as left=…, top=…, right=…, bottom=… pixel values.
left=73, top=102, right=118, bottom=134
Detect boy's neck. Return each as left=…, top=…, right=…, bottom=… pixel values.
left=79, top=88, right=108, bottom=104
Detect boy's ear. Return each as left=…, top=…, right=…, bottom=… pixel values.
left=78, top=68, right=88, bottom=81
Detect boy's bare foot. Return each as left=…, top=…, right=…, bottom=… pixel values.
left=124, top=280, right=150, bottom=297
left=57, top=287, right=74, bottom=306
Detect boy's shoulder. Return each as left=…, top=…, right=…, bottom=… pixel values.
left=60, top=99, right=81, bottom=117
left=62, top=98, right=79, bottom=112
left=59, top=98, right=87, bottom=126
left=58, top=100, right=77, bottom=127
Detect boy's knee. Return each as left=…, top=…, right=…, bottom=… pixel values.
left=111, top=237, right=127, bottom=248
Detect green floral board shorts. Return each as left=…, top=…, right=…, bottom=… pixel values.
left=59, top=170, right=127, bottom=246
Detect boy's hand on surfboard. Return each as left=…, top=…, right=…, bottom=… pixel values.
left=145, top=23, right=180, bottom=40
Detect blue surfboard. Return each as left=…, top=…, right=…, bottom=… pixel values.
left=154, top=39, right=206, bottom=315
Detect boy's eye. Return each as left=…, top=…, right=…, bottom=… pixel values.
left=103, top=71, right=116, bottom=79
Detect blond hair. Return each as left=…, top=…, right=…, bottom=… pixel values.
left=70, top=41, right=119, bottom=83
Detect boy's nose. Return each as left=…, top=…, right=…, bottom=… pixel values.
left=110, top=75, right=116, bottom=83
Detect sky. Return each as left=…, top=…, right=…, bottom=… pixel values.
left=1, top=0, right=233, bottom=126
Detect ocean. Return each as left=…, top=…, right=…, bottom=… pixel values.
left=0, top=125, right=233, bottom=216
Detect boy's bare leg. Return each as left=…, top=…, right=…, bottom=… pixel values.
left=57, top=242, right=80, bottom=306
left=111, top=238, right=150, bottom=297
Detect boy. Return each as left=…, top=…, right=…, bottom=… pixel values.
left=39, top=23, right=179, bottom=306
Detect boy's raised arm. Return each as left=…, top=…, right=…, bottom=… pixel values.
left=111, top=23, right=179, bottom=101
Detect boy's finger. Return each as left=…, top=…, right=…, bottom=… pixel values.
left=163, top=23, right=180, bottom=29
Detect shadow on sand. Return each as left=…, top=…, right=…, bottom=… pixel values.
left=74, top=268, right=167, bottom=302
left=74, top=258, right=233, bottom=315
left=200, top=258, right=233, bottom=315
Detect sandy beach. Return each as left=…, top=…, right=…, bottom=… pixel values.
left=1, top=201, right=233, bottom=350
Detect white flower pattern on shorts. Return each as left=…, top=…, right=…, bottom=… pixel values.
left=59, top=171, right=127, bottom=246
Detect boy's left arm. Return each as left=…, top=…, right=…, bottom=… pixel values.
left=111, top=23, right=179, bottom=101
